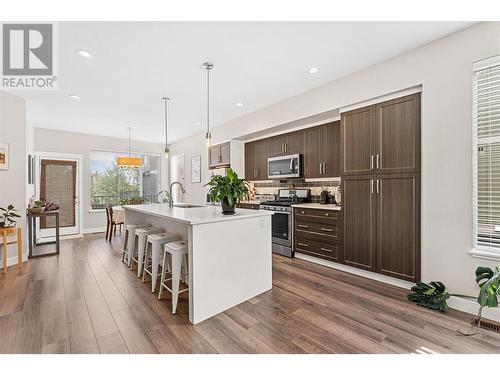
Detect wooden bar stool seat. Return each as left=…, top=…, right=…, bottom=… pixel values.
left=0, top=227, right=22, bottom=274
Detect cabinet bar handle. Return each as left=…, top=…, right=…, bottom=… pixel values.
left=319, top=163, right=322, bottom=175
left=323, top=163, right=326, bottom=175
left=325, top=213, right=329, bottom=217
left=377, top=179, right=381, bottom=194
left=376, top=154, right=380, bottom=169
left=298, top=242, right=309, bottom=247
left=371, top=179, right=374, bottom=194
left=297, top=224, right=309, bottom=228
left=320, top=247, right=333, bottom=253
left=321, top=228, right=333, bottom=232
left=371, top=155, right=374, bottom=170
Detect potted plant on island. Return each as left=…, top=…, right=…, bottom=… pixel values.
left=205, top=169, right=250, bottom=215
left=0, top=204, right=21, bottom=228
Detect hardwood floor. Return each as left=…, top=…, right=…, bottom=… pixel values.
left=1, top=233, right=499, bottom=354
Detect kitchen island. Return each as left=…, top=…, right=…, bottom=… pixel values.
left=123, top=204, right=273, bottom=324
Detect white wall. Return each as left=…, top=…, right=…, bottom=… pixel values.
left=170, top=22, right=500, bottom=305
left=0, top=91, right=28, bottom=267
left=34, top=128, right=168, bottom=232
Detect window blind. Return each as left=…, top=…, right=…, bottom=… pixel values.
left=473, top=56, right=500, bottom=251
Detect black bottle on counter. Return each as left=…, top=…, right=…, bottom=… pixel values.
left=320, top=189, right=330, bottom=205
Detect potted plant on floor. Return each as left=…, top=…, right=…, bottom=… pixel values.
left=0, top=204, right=21, bottom=228
left=205, top=168, right=250, bottom=215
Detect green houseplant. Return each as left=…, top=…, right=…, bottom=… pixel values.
left=407, top=265, right=500, bottom=335
left=0, top=204, right=21, bottom=228
left=205, top=169, right=250, bottom=215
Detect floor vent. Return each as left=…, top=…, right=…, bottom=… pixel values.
left=471, top=316, right=500, bottom=333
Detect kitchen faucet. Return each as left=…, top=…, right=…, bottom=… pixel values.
left=169, top=181, right=186, bottom=208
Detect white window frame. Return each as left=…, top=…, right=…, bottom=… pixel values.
left=471, top=55, right=500, bottom=260
left=89, top=148, right=162, bottom=212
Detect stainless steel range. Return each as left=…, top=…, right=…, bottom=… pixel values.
left=260, top=189, right=311, bottom=257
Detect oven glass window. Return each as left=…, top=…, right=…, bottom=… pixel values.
left=272, top=212, right=289, bottom=241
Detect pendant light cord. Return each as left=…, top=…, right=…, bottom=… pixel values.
left=162, top=97, right=169, bottom=150
left=203, top=62, right=213, bottom=141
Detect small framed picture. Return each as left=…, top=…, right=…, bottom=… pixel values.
left=0, top=143, right=9, bottom=170
left=191, top=155, right=201, bottom=183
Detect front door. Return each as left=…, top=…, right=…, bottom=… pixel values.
left=37, top=154, right=82, bottom=239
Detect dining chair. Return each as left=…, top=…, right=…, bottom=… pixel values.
left=105, top=205, right=124, bottom=241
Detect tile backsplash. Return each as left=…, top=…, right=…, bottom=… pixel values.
left=251, top=179, right=341, bottom=203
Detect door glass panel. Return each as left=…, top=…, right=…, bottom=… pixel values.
left=271, top=212, right=289, bottom=241
left=40, top=160, right=76, bottom=228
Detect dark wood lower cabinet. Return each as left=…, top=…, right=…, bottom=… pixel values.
left=294, top=207, right=343, bottom=262
left=375, top=174, right=420, bottom=281
left=342, top=173, right=421, bottom=282
left=342, top=176, right=376, bottom=271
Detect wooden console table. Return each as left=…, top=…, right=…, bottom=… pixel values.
left=27, top=210, right=60, bottom=258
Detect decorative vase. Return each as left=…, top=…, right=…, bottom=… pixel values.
left=220, top=197, right=236, bottom=215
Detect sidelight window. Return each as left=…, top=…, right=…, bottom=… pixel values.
left=473, top=55, right=500, bottom=256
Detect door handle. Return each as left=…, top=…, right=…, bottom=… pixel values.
left=323, top=163, right=326, bottom=175
left=371, top=179, right=374, bottom=194
left=376, top=179, right=381, bottom=194
left=298, top=242, right=309, bottom=247
left=297, top=224, right=309, bottom=228
left=371, top=155, right=374, bottom=170
left=320, top=228, right=333, bottom=232
left=319, top=163, right=322, bottom=175
left=320, top=247, right=333, bottom=253
left=376, top=154, right=380, bottom=169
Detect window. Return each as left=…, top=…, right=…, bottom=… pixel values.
left=473, top=55, right=500, bottom=255
left=90, top=150, right=161, bottom=209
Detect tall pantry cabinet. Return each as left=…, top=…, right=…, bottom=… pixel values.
left=340, top=93, right=421, bottom=282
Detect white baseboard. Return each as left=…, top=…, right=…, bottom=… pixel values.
left=294, top=253, right=500, bottom=323
left=83, top=227, right=106, bottom=234
left=294, top=253, right=414, bottom=289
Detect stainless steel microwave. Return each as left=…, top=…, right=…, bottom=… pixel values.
left=267, top=154, right=302, bottom=179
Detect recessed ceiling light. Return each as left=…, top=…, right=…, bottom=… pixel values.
left=75, top=49, right=93, bottom=59
left=236, top=102, right=244, bottom=107
left=68, top=94, right=81, bottom=100
left=308, top=66, right=319, bottom=75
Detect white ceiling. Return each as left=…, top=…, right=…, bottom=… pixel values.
left=16, top=22, right=474, bottom=144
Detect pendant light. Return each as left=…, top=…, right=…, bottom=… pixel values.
left=203, top=62, right=213, bottom=148
left=162, top=97, right=170, bottom=159
left=116, top=127, right=142, bottom=168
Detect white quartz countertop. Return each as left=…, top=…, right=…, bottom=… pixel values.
left=291, top=203, right=342, bottom=211
left=123, top=203, right=273, bottom=225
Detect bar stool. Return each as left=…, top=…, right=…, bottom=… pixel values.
left=122, top=223, right=148, bottom=267
left=130, top=226, right=162, bottom=277
left=158, top=240, right=189, bottom=314
left=142, top=232, right=180, bottom=292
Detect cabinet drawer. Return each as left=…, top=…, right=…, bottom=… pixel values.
left=295, top=220, right=341, bottom=240
left=294, top=207, right=340, bottom=222
left=295, top=236, right=341, bottom=261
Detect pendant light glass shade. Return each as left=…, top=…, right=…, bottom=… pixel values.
left=116, top=127, right=142, bottom=168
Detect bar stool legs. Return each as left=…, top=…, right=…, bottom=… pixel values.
left=142, top=233, right=179, bottom=292
left=158, top=240, right=189, bottom=314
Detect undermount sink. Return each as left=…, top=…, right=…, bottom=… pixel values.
left=173, top=203, right=203, bottom=208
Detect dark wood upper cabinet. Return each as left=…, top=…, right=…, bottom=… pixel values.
left=302, top=126, right=322, bottom=178
left=322, top=122, right=340, bottom=177
left=341, top=106, right=375, bottom=175
left=375, top=173, right=420, bottom=282
left=375, top=94, right=421, bottom=174
left=270, top=131, right=302, bottom=156
left=244, top=138, right=270, bottom=180
left=208, top=142, right=230, bottom=169
left=341, top=93, right=421, bottom=176
left=302, top=121, right=340, bottom=178
left=342, top=175, right=376, bottom=271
